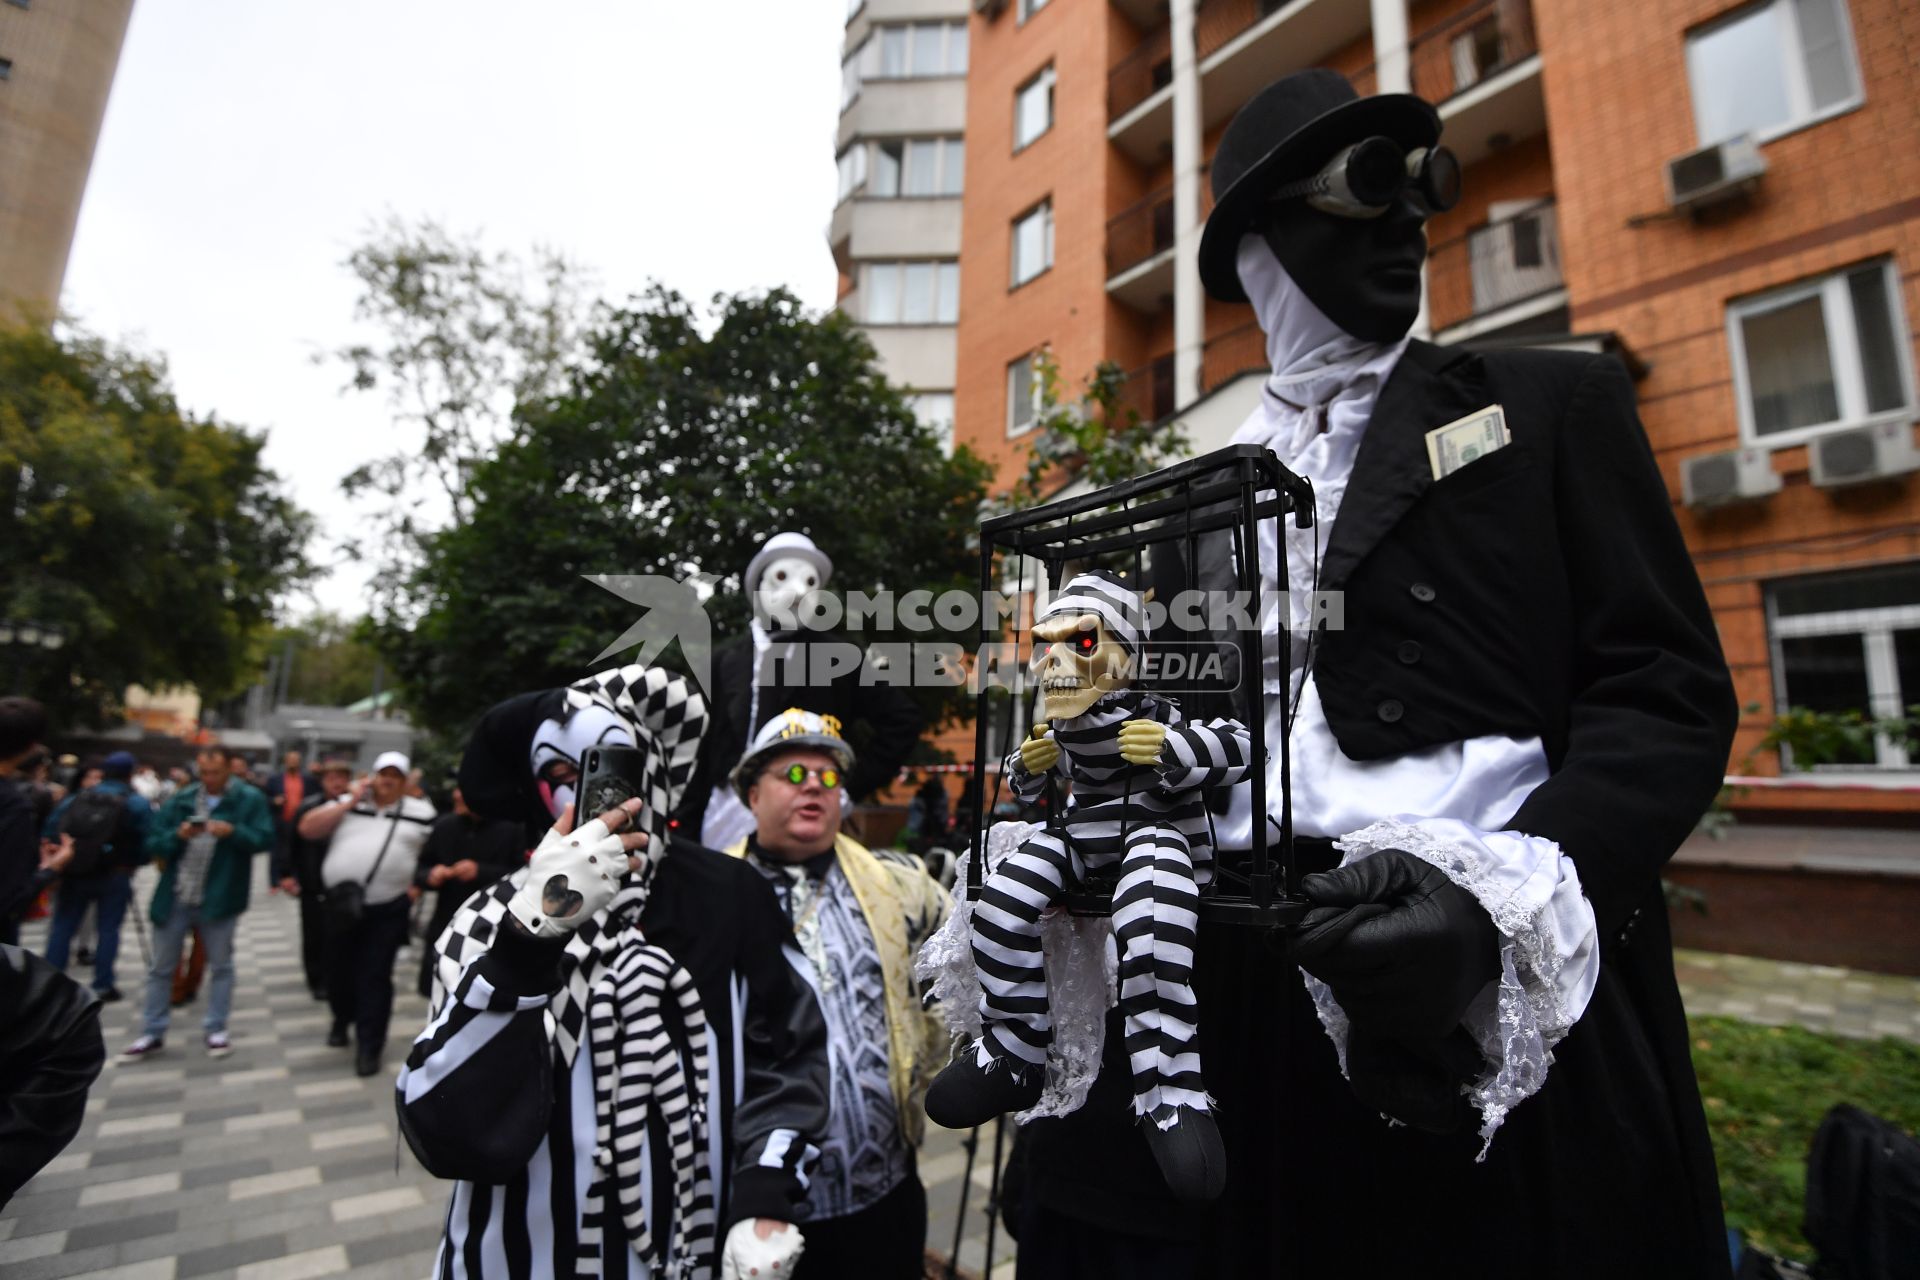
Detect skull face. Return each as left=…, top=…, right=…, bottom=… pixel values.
left=1031, top=611, right=1133, bottom=721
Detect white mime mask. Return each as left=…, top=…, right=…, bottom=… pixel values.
left=754, top=554, right=824, bottom=629
left=530, top=702, right=637, bottom=818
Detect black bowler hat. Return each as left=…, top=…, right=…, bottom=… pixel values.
left=1199, top=69, right=1440, bottom=303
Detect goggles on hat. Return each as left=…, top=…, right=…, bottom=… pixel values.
left=778, top=763, right=841, bottom=790
left=1267, top=136, right=1461, bottom=219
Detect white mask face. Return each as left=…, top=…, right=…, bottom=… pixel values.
left=754, top=554, right=823, bottom=628
left=530, top=704, right=636, bottom=819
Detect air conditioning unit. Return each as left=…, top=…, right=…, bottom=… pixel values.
left=1665, top=135, right=1766, bottom=214
left=1682, top=447, right=1780, bottom=508
left=1810, top=421, right=1920, bottom=488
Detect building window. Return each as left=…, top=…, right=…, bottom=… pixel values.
left=857, top=21, right=968, bottom=83
left=863, top=261, right=961, bottom=325
left=1686, top=0, right=1862, bottom=146
left=847, top=138, right=962, bottom=201
left=1015, top=65, right=1056, bottom=151
left=0, top=58, right=11, bottom=80
left=841, top=45, right=864, bottom=108
left=1007, top=353, right=1042, bottom=437
left=1768, top=563, right=1920, bottom=769
left=1019, top=0, right=1050, bottom=20
left=1011, top=200, right=1054, bottom=287
left=835, top=145, right=868, bottom=203
left=908, top=392, right=956, bottom=456
left=1729, top=260, right=1912, bottom=446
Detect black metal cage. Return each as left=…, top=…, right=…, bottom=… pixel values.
left=965, top=442, right=1315, bottom=927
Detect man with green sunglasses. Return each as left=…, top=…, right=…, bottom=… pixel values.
left=725, top=709, right=952, bottom=1280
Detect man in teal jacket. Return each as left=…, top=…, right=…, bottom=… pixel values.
left=122, top=745, right=273, bottom=1061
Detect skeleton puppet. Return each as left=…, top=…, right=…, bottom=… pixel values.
left=924, top=571, right=1251, bottom=1201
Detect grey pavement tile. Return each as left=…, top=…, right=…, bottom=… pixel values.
left=174, top=1236, right=290, bottom=1279
left=181, top=1159, right=276, bottom=1191
left=65, top=1212, right=181, bottom=1253
left=93, top=1088, right=189, bottom=1111
left=315, top=1152, right=401, bottom=1183
left=2, top=1243, right=120, bottom=1280
left=344, top=1231, right=433, bottom=1269
left=295, top=1100, right=369, bottom=1123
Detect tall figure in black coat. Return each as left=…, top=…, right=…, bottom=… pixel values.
left=1008, top=71, right=1738, bottom=1280
left=676, top=531, right=924, bottom=850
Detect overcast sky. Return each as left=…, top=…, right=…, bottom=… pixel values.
left=63, top=1, right=845, bottom=616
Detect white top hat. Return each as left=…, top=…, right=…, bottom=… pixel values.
left=744, top=531, right=833, bottom=597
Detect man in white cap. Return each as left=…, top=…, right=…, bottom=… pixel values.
left=724, top=708, right=950, bottom=1280
left=677, top=531, right=925, bottom=850
left=298, top=750, right=438, bottom=1075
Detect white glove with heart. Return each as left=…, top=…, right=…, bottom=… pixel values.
left=506, top=814, right=629, bottom=939
left=719, top=1218, right=804, bottom=1280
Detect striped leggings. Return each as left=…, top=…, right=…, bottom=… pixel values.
left=971, top=823, right=1209, bottom=1119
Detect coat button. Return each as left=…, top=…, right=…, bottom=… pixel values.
left=1377, top=699, right=1404, bottom=723
left=1409, top=582, right=1436, bottom=603
left=1397, top=641, right=1422, bottom=665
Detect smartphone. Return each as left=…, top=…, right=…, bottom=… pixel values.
left=578, top=745, right=648, bottom=823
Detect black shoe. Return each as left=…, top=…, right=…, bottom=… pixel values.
left=1143, top=1106, right=1227, bottom=1203
left=354, top=1045, right=383, bottom=1078
left=326, top=1022, right=350, bottom=1049
left=925, top=1050, right=1044, bottom=1129
left=93, top=986, right=123, bottom=1003
left=76, top=947, right=94, bottom=967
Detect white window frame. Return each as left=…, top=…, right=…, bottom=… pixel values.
left=863, top=21, right=967, bottom=81
left=835, top=145, right=868, bottom=204
left=1010, top=199, right=1054, bottom=288
left=1007, top=353, right=1042, bottom=437
left=861, top=261, right=961, bottom=326
left=907, top=391, right=956, bottom=456
left=1685, top=0, right=1864, bottom=147
left=1767, top=592, right=1920, bottom=772
left=1727, top=259, right=1916, bottom=449
left=841, top=42, right=866, bottom=109
left=1015, top=65, right=1056, bottom=152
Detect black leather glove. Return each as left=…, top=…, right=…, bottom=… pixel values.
left=1290, top=848, right=1500, bottom=1040
left=1344, top=1026, right=1482, bottom=1135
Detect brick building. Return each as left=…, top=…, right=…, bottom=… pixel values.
left=0, top=0, right=135, bottom=321
left=836, top=0, right=1920, bottom=821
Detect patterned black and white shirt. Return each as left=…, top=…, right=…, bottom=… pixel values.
left=746, top=846, right=911, bottom=1220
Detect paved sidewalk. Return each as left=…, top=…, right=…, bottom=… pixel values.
left=1675, top=947, right=1920, bottom=1043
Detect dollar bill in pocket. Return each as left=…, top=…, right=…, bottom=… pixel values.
left=1424, top=405, right=1511, bottom=481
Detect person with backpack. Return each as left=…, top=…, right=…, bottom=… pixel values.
left=40, top=752, right=151, bottom=1001
left=122, top=745, right=273, bottom=1061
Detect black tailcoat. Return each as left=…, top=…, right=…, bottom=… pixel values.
left=1016, top=341, right=1739, bottom=1278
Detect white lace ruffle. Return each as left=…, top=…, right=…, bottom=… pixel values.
left=1300, top=816, right=1600, bottom=1158
left=914, top=820, right=1117, bottom=1123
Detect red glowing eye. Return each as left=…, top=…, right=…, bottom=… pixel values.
left=1075, top=630, right=1097, bottom=653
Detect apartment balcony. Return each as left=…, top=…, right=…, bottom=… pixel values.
left=1350, top=0, right=1543, bottom=166
left=1201, top=320, right=1267, bottom=393
left=829, top=195, right=964, bottom=260
left=837, top=77, right=966, bottom=152
left=1105, top=184, right=1176, bottom=313
left=1109, top=21, right=1173, bottom=122
left=1115, top=355, right=1178, bottom=427
left=1426, top=197, right=1564, bottom=336
left=858, top=319, right=959, bottom=390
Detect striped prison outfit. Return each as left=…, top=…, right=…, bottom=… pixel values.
left=397, top=838, right=830, bottom=1279
left=973, top=690, right=1251, bottom=1122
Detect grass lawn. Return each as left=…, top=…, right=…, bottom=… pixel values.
left=1690, top=1015, right=1920, bottom=1262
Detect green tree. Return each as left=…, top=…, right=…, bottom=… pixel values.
left=1001, top=349, right=1190, bottom=511
left=0, top=323, right=314, bottom=724
left=326, top=217, right=592, bottom=610
left=375, top=286, right=992, bottom=737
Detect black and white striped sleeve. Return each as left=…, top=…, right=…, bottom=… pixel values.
left=1003, top=749, right=1050, bottom=803
left=725, top=867, right=830, bottom=1226
left=395, top=922, right=563, bottom=1184
left=1157, top=712, right=1254, bottom=794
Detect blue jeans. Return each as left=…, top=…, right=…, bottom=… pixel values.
left=46, top=872, right=135, bottom=992
left=141, top=901, right=239, bottom=1039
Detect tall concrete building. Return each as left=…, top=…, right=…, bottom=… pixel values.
left=832, top=0, right=973, bottom=453
left=930, top=0, right=1920, bottom=825
left=0, top=0, right=134, bottom=321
